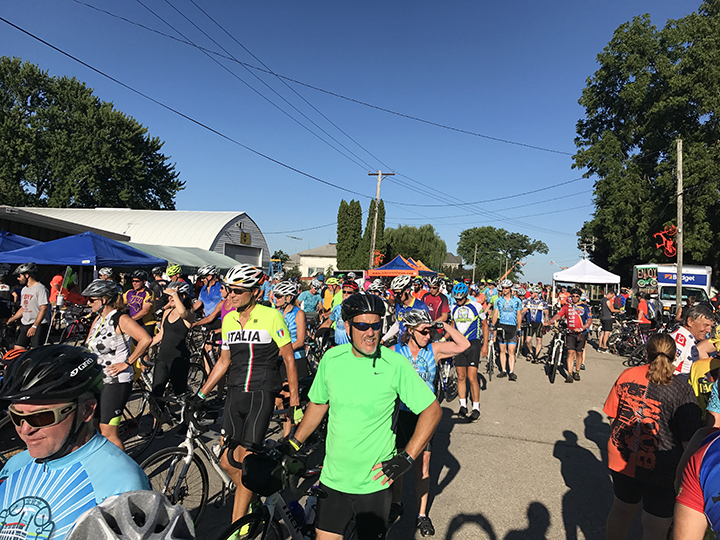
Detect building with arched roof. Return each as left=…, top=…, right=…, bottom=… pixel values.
left=14, top=208, right=270, bottom=268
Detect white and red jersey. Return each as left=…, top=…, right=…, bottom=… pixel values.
left=671, top=325, right=699, bottom=375
left=555, top=302, right=592, bottom=332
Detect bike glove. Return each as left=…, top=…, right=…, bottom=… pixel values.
left=380, top=451, right=414, bottom=482
left=278, top=436, right=303, bottom=457
left=288, top=405, right=304, bottom=425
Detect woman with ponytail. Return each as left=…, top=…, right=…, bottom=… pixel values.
left=603, top=333, right=702, bottom=539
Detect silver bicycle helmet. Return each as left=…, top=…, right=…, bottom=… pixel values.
left=310, top=278, right=322, bottom=289
left=390, top=274, right=412, bottom=292
left=98, top=267, right=114, bottom=277
left=403, top=309, right=432, bottom=328
left=168, top=281, right=191, bottom=296
left=273, top=281, right=298, bottom=298
left=368, top=279, right=385, bottom=293
left=67, top=491, right=195, bottom=540
left=428, top=276, right=441, bottom=287
left=82, top=279, right=120, bottom=299
left=224, top=264, right=264, bottom=289
left=347, top=272, right=356, bottom=280
left=196, top=265, right=217, bottom=278
left=273, top=271, right=285, bottom=281
left=499, top=279, right=513, bottom=289
left=13, top=262, right=38, bottom=276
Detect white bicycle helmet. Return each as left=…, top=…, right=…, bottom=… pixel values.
left=347, top=272, right=356, bottom=280
left=98, top=267, right=113, bottom=277
left=390, top=275, right=412, bottom=292
left=224, top=264, right=264, bottom=289
left=499, top=279, right=513, bottom=289
left=273, top=271, right=284, bottom=281
left=196, top=265, right=217, bottom=278
left=403, top=309, right=432, bottom=328
left=67, top=491, right=195, bottom=540
left=310, top=278, right=322, bottom=289
left=428, top=276, right=441, bottom=287
left=273, top=281, right=298, bottom=298
left=368, top=279, right=385, bottom=293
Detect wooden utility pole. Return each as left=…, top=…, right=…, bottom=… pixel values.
left=471, top=244, right=478, bottom=283
left=368, top=171, right=393, bottom=269
left=676, top=139, right=683, bottom=311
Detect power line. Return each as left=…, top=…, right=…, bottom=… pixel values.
left=264, top=221, right=337, bottom=234
left=70, top=0, right=573, bottom=157
left=0, top=16, right=375, bottom=202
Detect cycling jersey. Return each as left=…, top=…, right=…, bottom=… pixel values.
left=261, top=281, right=272, bottom=302
left=671, top=325, right=699, bottom=375
left=221, top=304, right=292, bottom=392
left=421, top=292, right=450, bottom=322
left=523, top=297, right=548, bottom=324
left=554, top=302, right=592, bottom=333
left=451, top=301, right=485, bottom=340
left=393, top=343, right=436, bottom=405
left=494, top=296, right=523, bottom=326
left=395, top=297, right=430, bottom=339
left=329, top=304, right=349, bottom=345
left=199, top=281, right=223, bottom=315
left=483, top=287, right=498, bottom=302
left=123, top=288, right=155, bottom=327
left=0, top=433, right=149, bottom=540
left=677, top=430, right=720, bottom=531
left=297, top=290, right=322, bottom=314
left=280, top=305, right=306, bottom=359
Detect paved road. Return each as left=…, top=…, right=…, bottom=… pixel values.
left=183, top=339, right=640, bottom=540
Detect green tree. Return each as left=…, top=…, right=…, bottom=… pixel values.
left=335, top=199, right=362, bottom=270
left=357, top=199, right=386, bottom=269
left=0, top=56, right=183, bottom=208
left=271, top=250, right=291, bottom=267
left=574, top=2, right=720, bottom=278
left=457, top=226, right=548, bottom=281
left=384, top=224, right=447, bottom=270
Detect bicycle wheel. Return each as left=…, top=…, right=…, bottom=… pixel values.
left=486, top=346, right=495, bottom=381
left=60, top=322, right=86, bottom=346
left=119, top=390, right=157, bottom=459
left=444, top=363, right=458, bottom=402
left=141, top=447, right=209, bottom=526
left=214, top=513, right=282, bottom=540
left=187, top=362, right=207, bottom=395
left=626, top=344, right=647, bottom=367
left=549, top=343, right=562, bottom=384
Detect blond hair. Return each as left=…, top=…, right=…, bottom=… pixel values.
left=646, top=333, right=676, bottom=386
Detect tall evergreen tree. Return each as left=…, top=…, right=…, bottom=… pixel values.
left=358, top=199, right=386, bottom=269
left=336, top=199, right=363, bottom=270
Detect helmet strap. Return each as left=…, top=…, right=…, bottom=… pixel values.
left=235, top=293, right=257, bottom=314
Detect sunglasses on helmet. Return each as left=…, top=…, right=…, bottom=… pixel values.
left=8, top=403, right=77, bottom=429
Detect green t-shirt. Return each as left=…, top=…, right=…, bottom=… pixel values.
left=308, top=343, right=436, bottom=494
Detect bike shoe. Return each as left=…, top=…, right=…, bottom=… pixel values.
left=565, top=374, right=574, bottom=383
left=417, top=516, right=435, bottom=537
left=573, top=371, right=581, bottom=381
left=497, top=371, right=508, bottom=378
left=457, top=406, right=468, bottom=417
left=580, top=363, right=586, bottom=370
left=508, top=372, right=518, bottom=381
left=469, top=409, right=480, bottom=422
left=388, top=502, right=404, bottom=525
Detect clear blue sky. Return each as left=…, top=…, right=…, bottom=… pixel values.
left=0, top=0, right=701, bottom=281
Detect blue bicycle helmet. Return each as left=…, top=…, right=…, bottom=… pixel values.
left=452, top=283, right=469, bottom=299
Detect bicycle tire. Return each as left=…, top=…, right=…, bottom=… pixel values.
left=444, top=363, right=458, bottom=402
left=60, top=322, right=87, bottom=347
left=549, top=343, right=562, bottom=384
left=119, top=390, right=157, bottom=459
left=625, top=344, right=647, bottom=367
left=187, top=362, right=207, bottom=395
left=486, top=346, right=495, bottom=382
left=141, top=447, right=209, bottom=526
left=214, top=513, right=282, bottom=540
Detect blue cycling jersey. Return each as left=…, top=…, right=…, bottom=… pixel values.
left=280, top=305, right=306, bottom=359
left=297, top=290, right=322, bottom=314
left=395, top=298, right=430, bottom=339
left=495, top=296, right=523, bottom=326
left=199, top=281, right=223, bottom=315
left=394, top=343, right=436, bottom=412
left=0, top=433, right=150, bottom=540
left=523, top=298, right=549, bottom=324
left=329, top=304, right=349, bottom=345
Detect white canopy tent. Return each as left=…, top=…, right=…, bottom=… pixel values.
left=552, top=259, right=620, bottom=303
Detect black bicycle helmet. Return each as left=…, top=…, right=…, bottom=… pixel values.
left=341, top=292, right=386, bottom=321
left=0, top=345, right=103, bottom=408
left=67, top=491, right=195, bottom=540
left=131, top=269, right=149, bottom=282
left=82, top=279, right=120, bottom=299
left=13, top=262, right=38, bottom=276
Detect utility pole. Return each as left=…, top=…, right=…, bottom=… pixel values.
left=368, top=170, right=393, bottom=269
left=676, top=139, right=683, bottom=312
left=471, top=244, right=478, bottom=283
left=579, top=237, right=596, bottom=259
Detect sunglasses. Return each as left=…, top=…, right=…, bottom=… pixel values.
left=8, top=403, right=77, bottom=429
left=413, top=328, right=431, bottom=336
left=429, top=286, right=439, bottom=290
left=350, top=321, right=382, bottom=332
left=342, top=290, right=355, bottom=295
left=227, top=287, right=251, bottom=295
left=572, top=295, right=581, bottom=298
left=89, top=297, right=102, bottom=303
left=132, top=279, right=143, bottom=283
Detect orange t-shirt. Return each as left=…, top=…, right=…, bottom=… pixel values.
left=559, top=292, right=570, bottom=305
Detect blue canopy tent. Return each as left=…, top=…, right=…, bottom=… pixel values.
left=0, top=231, right=166, bottom=267
left=0, top=231, right=41, bottom=252
left=367, top=255, right=420, bottom=276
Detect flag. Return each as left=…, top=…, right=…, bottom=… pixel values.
left=62, top=266, right=76, bottom=289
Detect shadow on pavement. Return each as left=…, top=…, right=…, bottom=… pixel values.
left=444, top=512, right=497, bottom=539
left=553, top=423, right=613, bottom=540
left=503, top=502, right=551, bottom=540
left=584, top=410, right=610, bottom=467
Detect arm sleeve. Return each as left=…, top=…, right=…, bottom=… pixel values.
left=676, top=448, right=706, bottom=513
left=384, top=320, right=399, bottom=342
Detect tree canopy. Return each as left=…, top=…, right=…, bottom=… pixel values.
left=574, top=1, right=720, bottom=278
left=456, top=226, right=548, bottom=281
left=336, top=199, right=363, bottom=270
left=0, top=56, right=184, bottom=208
left=384, top=224, right=447, bottom=271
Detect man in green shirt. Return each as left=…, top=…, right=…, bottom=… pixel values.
left=288, top=293, right=441, bottom=540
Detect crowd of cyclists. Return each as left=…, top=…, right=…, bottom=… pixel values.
left=3, top=260, right=720, bottom=539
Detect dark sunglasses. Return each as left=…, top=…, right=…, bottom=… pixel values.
left=8, top=403, right=77, bottom=429
left=227, top=287, right=251, bottom=295
left=571, top=295, right=581, bottom=298
left=413, top=328, right=431, bottom=336
left=351, top=321, right=382, bottom=332
left=342, top=289, right=355, bottom=295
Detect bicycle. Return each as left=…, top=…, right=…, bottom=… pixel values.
left=436, top=356, right=458, bottom=403
left=486, top=326, right=497, bottom=381
left=213, top=446, right=324, bottom=540
left=547, top=324, right=567, bottom=384
left=57, top=305, right=93, bottom=346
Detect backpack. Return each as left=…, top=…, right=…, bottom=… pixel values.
left=647, top=301, right=657, bottom=321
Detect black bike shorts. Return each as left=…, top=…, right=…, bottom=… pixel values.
left=453, top=339, right=482, bottom=368
left=498, top=323, right=518, bottom=344
left=222, top=388, right=276, bottom=451
left=316, top=483, right=392, bottom=539
left=527, top=322, right=543, bottom=338
left=97, top=382, right=132, bottom=425
left=611, top=470, right=676, bottom=518
left=15, top=323, right=48, bottom=349
left=600, top=319, right=613, bottom=332
left=395, top=409, right=431, bottom=452
left=565, top=332, right=587, bottom=352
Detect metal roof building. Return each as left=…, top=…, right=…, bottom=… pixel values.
left=18, top=208, right=270, bottom=268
